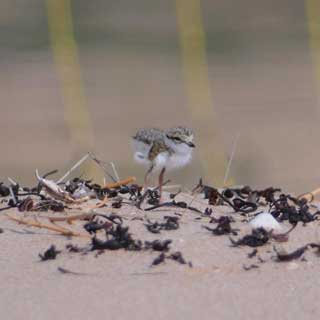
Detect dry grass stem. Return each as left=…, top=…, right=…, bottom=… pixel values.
left=105, top=176, right=136, bottom=189
left=88, top=196, right=109, bottom=209
left=57, top=153, right=91, bottom=184
left=46, top=213, right=94, bottom=223
left=6, top=213, right=89, bottom=237
left=298, top=187, right=320, bottom=202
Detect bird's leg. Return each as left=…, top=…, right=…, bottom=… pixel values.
left=158, top=167, right=166, bottom=201
left=144, top=164, right=154, bottom=191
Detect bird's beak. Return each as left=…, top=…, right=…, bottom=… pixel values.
left=187, top=142, right=195, bottom=148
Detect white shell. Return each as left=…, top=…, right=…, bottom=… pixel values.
left=249, top=212, right=282, bottom=232
left=72, top=184, right=93, bottom=199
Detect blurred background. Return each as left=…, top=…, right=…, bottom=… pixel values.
left=1, top=0, right=320, bottom=194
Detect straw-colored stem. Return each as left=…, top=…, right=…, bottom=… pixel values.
left=46, top=213, right=93, bottom=223
left=105, top=176, right=136, bottom=189
left=298, top=187, right=320, bottom=202
left=6, top=213, right=88, bottom=237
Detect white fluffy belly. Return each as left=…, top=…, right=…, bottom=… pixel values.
left=165, top=151, right=192, bottom=171
left=133, top=138, right=193, bottom=171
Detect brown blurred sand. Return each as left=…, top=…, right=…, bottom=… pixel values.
left=1, top=192, right=320, bottom=320
left=1, top=47, right=320, bottom=194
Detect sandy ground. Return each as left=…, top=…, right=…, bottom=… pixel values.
left=1, top=3, right=319, bottom=319
left=1, top=192, right=320, bottom=320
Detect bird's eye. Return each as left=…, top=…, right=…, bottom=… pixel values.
left=173, top=137, right=181, bottom=141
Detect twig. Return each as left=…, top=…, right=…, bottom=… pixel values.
left=162, top=185, right=181, bottom=190
left=105, top=176, right=136, bottom=189
left=57, top=267, right=92, bottom=276
left=144, top=200, right=202, bottom=213
left=110, top=162, right=120, bottom=182
left=223, top=132, right=240, bottom=186
left=88, top=196, right=109, bottom=209
left=298, top=187, right=320, bottom=203
left=7, top=177, right=18, bottom=185
left=45, top=213, right=94, bottom=223
left=5, top=213, right=89, bottom=237
left=8, top=187, right=17, bottom=206
left=7, top=177, right=23, bottom=191
left=57, top=153, right=90, bottom=184
left=89, top=153, right=116, bottom=182
left=0, top=206, right=13, bottom=212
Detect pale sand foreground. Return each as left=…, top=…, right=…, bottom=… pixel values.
left=1, top=193, right=320, bottom=320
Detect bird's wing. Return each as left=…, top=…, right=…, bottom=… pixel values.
left=132, top=128, right=164, bottom=145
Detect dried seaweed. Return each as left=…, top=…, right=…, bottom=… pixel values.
left=270, top=194, right=316, bottom=224
left=274, top=243, right=320, bottom=262
left=66, top=244, right=84, bottom=253
left=112, top=198, right=123, bottom=208
left=151, top=251, right=191, bottom=267
left=144, top=216, right=179, bottom=234
left=39, top=245, right=61, bottom=261
left=57, top=267, right=90, bottom=276
left=243, top=264, right=259, bottom=271
left=18, top=197, right=34, bottom=211
left=203, top=216, right=238, bottom=235
left=145, top=240, right=172, bottom=252
left=230, top=228, right=270, bottom=247
left=144, top=200, right=202, bottom=214
left=169, top=251, right=187, bottom=264
left=84, top=221, right=112, bottom=234
left=247, top=248, right=258, bottom=258
left=151, top=253, right=166, bottom=266
left=91, top=224, right=142, bottom=251
left=0, top=183, right=10, bottom=197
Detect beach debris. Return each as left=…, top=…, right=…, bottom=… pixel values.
left=111, top=198, right=123, bottom=208
left=270, top=194, right=317, bottom=224
left=66, top=244, right=84, bottom=253
left=2, top=153, right=320, bottom=272
left=18, top=197, right=65, bottom=212
left=144, top=199, right=202, bottom=214
left=0, top=183, right=10, bottom=197
left=203, top=216, right=239, bottom=235
left=144, top=216, right=179, bottom=234
left=274, top=243, right=320, bottom=262
left=230, top=228, right=270, bottom=247
left=91, top=224, right=142, bottom=251
left=6, top=213, right=87, bottom=237
left=18, top=197, right=34, bottom=211
left=39, top=245, right=61, bottom=261
left=57, top=266, right=91, bottom=276
left=249, top=212, right=282, bottom=232
left=151, top=251, right=191, bottom=267
left=243, top=264, right=259, bottom=271
left=151, top=253, right=166, bottom=266
left=247, top=248, right=258, bottom=258
left=84, top=220, right=112, bottom=234
left=145, top=240, right=172, bottom=252
left=298, top=185, right=320, bottom=203
left=269, top=223, right=297, bottom=242
left=36, top=169, right=77, bottom=203
left=169, top=251, right=187, bottom=264
left=203, top=207, right=213, bottom=216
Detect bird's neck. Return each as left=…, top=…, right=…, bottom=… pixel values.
left=165, top=137, right=193, bottom=156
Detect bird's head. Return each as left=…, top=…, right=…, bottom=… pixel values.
left=165, top=126, right=195, bottom=148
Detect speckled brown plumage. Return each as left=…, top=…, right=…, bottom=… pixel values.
left=132, top=128, right=164, bottom=146
left=148, top=140, right=173, bottom=161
